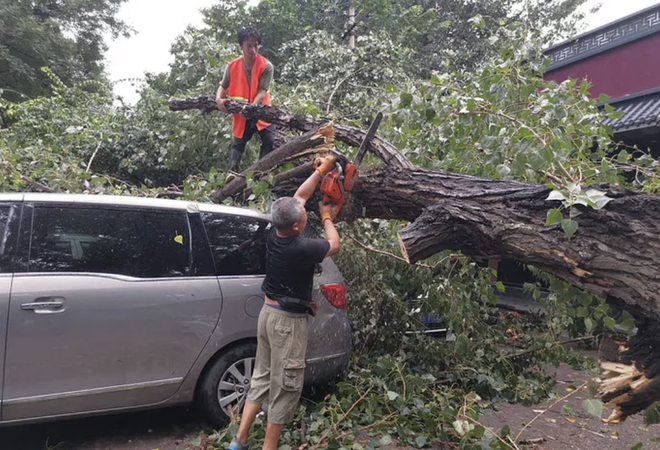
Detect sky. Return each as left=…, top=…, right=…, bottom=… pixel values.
left=105, top=0, right=660, bottom=104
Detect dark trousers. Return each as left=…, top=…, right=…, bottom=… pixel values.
left=228, top=120, right=276, bottom=172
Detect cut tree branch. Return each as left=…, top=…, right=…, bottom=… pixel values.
left=168, top=97, right=414, bottom=170
left=213, top=123, right=334, bottom=202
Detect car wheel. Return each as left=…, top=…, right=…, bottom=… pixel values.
left=198, top=342, right=257, bottom=428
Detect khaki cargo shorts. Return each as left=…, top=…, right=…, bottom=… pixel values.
left=246, top=305, right=309, bottom=424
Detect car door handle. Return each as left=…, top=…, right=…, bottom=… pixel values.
left=21, top=300, right=65, bottom=311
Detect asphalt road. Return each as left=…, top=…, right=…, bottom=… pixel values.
left=0, top=406, right=209, bottom=450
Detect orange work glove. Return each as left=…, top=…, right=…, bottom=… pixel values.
left=314, top=153, right=339, bottom=177
left=319, top=201, right=336, bottom=222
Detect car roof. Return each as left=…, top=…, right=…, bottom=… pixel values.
left=0, top=193, right=271, bottom=220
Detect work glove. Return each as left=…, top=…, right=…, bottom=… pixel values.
left=314, top=153, right=339, bottom=177
left=319, top=201, right=337, bottom=222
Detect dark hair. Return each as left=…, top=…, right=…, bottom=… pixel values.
left=238, top=27, right=261, bottom=46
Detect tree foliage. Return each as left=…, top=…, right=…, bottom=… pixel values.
left=0, top=0, right=130, bottom=102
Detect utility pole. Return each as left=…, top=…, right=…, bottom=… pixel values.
left=348, top=2, right=355, bottom=49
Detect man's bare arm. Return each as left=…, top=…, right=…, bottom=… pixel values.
left=215, top=85, right=229, bottom=113
left=253, top=88, right=268, bottom=105
left=323, top=219, right=340, bottom=257
left=293, top=171, right=322, bottom=207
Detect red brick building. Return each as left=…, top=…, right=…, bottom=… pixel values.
left=544, top=4, right=660, bottom=155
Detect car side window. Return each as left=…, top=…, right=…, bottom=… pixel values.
left=0, top=205, right=17, bottom=273
left=202, top=212, right=269, bottom=276
left=29, top=205, right=192, bottom=278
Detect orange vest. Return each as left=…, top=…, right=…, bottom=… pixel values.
left=226, top=54, right=272, bottom=138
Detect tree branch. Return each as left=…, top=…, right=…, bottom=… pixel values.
left=169, top=96, right=414, bottom=169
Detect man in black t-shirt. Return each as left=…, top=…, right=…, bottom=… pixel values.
left=227, top=154, right=340, bottom=450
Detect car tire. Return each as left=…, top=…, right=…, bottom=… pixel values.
left=198, top=342, right=257, bottom=428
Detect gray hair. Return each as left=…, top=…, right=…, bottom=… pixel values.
left=271, top=197, right=304, bottom=231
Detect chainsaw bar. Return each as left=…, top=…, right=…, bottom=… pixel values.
left=354, top=111, right=383, bottom=168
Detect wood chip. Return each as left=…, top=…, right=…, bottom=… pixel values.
left=519, top=437, right=546, bottom=445
left=600, top=362, right=636, bottom=374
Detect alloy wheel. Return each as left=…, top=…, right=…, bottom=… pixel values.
left=217, top=357, right=255, bottom=416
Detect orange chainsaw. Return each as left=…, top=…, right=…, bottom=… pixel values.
left=320, top=112, right=383, bottom=215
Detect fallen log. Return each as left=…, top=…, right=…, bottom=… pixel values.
left=273, top=166, right=660, bottom=321
left=170, top=99, right=660, bottom=420
left=169, top=98, right=660, bottom=320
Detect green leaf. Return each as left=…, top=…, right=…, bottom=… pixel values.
left=546, top=190, right=566, bottom=202
left=561, top=404, right=574, bottom=416
left=415, top=436, right=428, bottom=448
left=598, top=93, right=611, bottom=104
left=584, top=317, right=595, bottom=333
left=545, top=208, right=563, bottom=226
left=495, top=281, right=505, bottom=293
left=604, top=316, right=616, bottom=331
left=569, top=208, right=582, bottom=219
left=582, top=399, right=603, bottom=418
left=400, top=92, right=413, bottom=108
left=607, top=109, right=625, bottom=120
left=561, top=219, right=578, bottom=238
left=577, top=307, right=588, bottom=318
left=620, top=311, right=636, bottom=331
left=578, top=81, right=590, bottom=96
left=645, top=402, right=660, bottom=425
left=631, top=443, right=643, bottom=450
left=468, top=14, right=486, bottom=29
left=578, top=295, right=592, bottom=307
left=573, top=195, right=589, bottom=207
left=618, top=150, right=630, bottom=163
left=636, top=154, right=654, bottom=166
left=566, top=182, right=581, bottom=196
left=585, top=189, right=614, bottom=210
left=379, top=434, right=393, bottom=446
left=496, top=164, right=510, bottom=178
left=620, top=318, right=636, bottom=331
left=455, top=334, right=470, bottom=356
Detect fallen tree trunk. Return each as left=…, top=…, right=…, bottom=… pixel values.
left=272, top=166, right=660, bottom=320
left=169, top=97, right=660, bottom=318
left=171, top=98, right=660, bottom=420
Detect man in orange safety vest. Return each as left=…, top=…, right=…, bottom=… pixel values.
left=216, top=27, right=276, bottom=172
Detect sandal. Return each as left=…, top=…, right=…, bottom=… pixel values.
left=226, top=437, right=249, bottom=450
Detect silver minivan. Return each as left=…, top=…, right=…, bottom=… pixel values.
left=0, top=194, right=351, bottom=427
